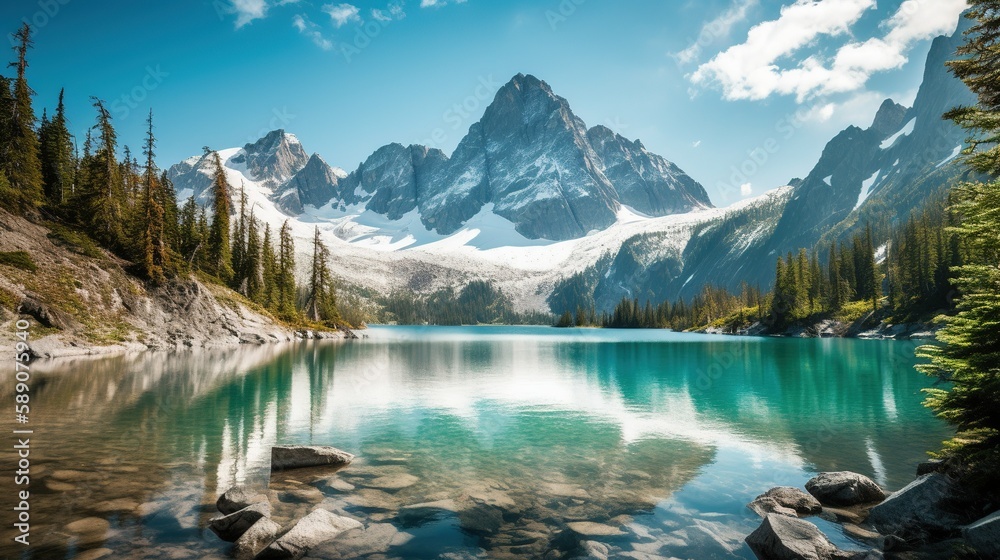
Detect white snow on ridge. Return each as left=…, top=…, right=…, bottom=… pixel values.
left=881, top=118, right=916, bottom=150
left=181, top=151, right=792, bottom=311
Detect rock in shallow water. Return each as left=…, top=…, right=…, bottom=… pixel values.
left=218, top=485, right=270, bottom=515
left=805, top=472, right=885, bottom=506
left=749, top=487, right=823, bottom=517
left=271, top=446, right=355, bottom=471
left=234, top=517, right=282, bottom=560
left=255, top=508, right=362, bottom=559
left=209, top=502, right=271, bottom=542
left=745, top=513, right=880, bottom=560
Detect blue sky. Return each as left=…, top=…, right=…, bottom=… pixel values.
left=3, top=0, right=968, bottom=205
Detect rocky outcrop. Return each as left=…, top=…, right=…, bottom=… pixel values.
left=866, top=473, right=961, bottom=540
left=0, top=210, right=342, bottom=359
left=255, top=508, right=362, bottom=559
left=271, top=446, right=355, bottom=471
left=749, top=486, right=823, bottom=517
left=806, top=472, right=886, bottom=506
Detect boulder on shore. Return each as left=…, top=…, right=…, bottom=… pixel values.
left=255, top=508, right=362, bottom=559
left=805, top=472, right=886, bottom=506
left=745, top=513, right=879, bottom=560
left=866, top=473, right=960, bottom=540
left=218, top=485, right=270, bottom=515
left=209, top=502, right=271, bottom=542
left=962, top=509, right=1000, bottom=559
left=271, top=446, right=355, bottom=471
left=749, top=487, right=823, bottom=518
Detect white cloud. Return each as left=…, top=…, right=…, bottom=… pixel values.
left=293, top=14, right=334, bottom=50
left=421, top=0, right=467, bottom=7
left=323, top=3, right=361, bottom=27
left=692, top=140, right=702, bottom=148
left=372, top=1, right=406, bottom=21
left=674, top=0, right=759, bottom=66
left=691, top=0, right=969, bottom=103
left=231, top=0, right=268, bottom=28
left=740, top=182, right=753, bottom=196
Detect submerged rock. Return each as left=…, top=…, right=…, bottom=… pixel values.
left=805, top=472, right=885, bottom=506
left=566, top=521, right=626, bottom=537
left=866, top=473, right=960, bottom=540
left=271, top=446, right=355, bottom=471
left=255, top=508, right=362, bottom=559
left=234, top=517, right=282, bottom=560
left=397, top=499, right=459, bottom=525
left=218, top=485, right=270, bottom=515
left=749, top=487, right=823, bottom=517
left=209, top=502, right=271, bottom=542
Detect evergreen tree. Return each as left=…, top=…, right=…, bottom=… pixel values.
left=305, top=226, right=338, bottom=324
left=916, top=3, right=1000, bottom=491
left=245, top=211, right=262, bottom=302
left=159, top=170, right=179, bottom=253
left=138, top=110, right=168, bottom=283
left=2, top=24, right=43, bottom=209
left=276, top=220, right=297, bottom=319
left=205, top=149, right=233, bottom=281
left=261, top=223, right=277, bottom=308
left=81, top=98, right=126, bottom=250
left=231, top=184, right=248, bottom=293
left=39, top=89, right=75, bottom=205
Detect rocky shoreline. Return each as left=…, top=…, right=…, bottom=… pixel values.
left=744, top=466, right=998, bottom=559
left=703, top=318, right=940, bottom=341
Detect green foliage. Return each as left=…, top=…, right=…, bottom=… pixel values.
left=379, top=280, right=551, bottom=325
left=1, top=24, right=44, bottom=211
left=305, top=226, right=339, bottom=325
left=39, top=89, right=74, bottom=205
left=0, top=251, right=37, bottom=272
left=206, top=150, right=233, bottom=282
left=45, top=222, right=103, bottom=258
left=917, top=181, right=1000, bottom=488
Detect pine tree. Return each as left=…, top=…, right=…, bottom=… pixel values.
left=231, top=185, right=248, bottom=292
left=81, top=98, right=126, bottom=250
left=245, top=211, right=262, bottom=302
left=305, top=226, right=338, bottom=324
left=3, top=23, right=43, bottom=209
left=261, top=223, right=276, bottom=308
left=915, top=3, right=1000, bottom=491
left=138, top=110, right=168, bottom=283
left=205, top=149, right=233, bottom=282
left=276, top=220, right=297, bottom=319
left=159, top=170, right=179, bottom=253
left=39, top=89, right=75, bottom=205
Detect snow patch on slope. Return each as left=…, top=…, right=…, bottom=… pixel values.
left=880, top=118, right=916, bottom=150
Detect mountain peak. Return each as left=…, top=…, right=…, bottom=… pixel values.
left=869, top=99, right=910, bottom=139
left=237, top=129, right=310, bottom=185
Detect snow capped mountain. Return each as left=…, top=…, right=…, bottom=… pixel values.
left=169, top=73, right=712, bottom=245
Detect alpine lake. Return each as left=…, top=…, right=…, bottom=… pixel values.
left=2, top=326, right=951, bottom=559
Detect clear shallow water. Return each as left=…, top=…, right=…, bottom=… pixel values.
left=2, top=326, right=950, bottom=559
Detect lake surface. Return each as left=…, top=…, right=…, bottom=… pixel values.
left=2, top=326, right=950, bottom=559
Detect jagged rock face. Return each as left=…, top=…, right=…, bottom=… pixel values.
left=169, top=74, right=710, bottom=241
left=275, top=154, right=343, bottom=215
left=414, top=74, right=711, bottom=240
left=231, top=129, right=309, bottom=187
left=869, top=100, right=909, bottom=138
left=587, top=125, right=711, bottom=216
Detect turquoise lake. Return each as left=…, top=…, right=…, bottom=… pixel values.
left=3, top=326, right=951, bottom=559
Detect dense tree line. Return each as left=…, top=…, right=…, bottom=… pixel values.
left=381, top=280, right=552, bottom=325
left=0, top=24, right=344, bottom=327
